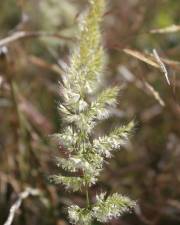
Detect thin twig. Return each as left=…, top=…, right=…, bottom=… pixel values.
left=3, top=188, right=40, bottom=225
left=0, top=31, right=75, bottom=47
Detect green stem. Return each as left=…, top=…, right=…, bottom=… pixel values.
left=85, top=182, right=90, bottom=208
left=80, top=130, right=90, bottom=209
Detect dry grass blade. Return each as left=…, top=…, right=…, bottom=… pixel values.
left=153, top=49, right=170, bottom=86
left=0, top=31, right=74, bottom=47
left=144, top=82, right=165, bottom=107
left=123, top=48, right=160, bottom=68
left=123, top=48, right=180, bottom=73
left=28, top=55, right=63, bottom=75
left=150, top=24, right=180, bottom=33
left=167, top=199, right=180, bottom=210
left=159, top=57, right=180, bottom=73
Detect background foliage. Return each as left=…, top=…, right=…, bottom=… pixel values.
left=0, top=0, right=180, bottom=225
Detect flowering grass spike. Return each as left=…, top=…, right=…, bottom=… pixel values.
left=51, top=0, right=136, bottom=224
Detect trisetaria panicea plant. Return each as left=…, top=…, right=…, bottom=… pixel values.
left=50, top=0, right=136, bottom=224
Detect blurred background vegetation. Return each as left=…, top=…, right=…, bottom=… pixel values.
left=0, top=0, right=180, bottom=225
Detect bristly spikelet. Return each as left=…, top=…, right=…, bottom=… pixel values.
left=92, top=193, right=136, bottom=223
left=51, top=0, right=136, bottom=224
left=63, top=0, right=106, bottom=98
